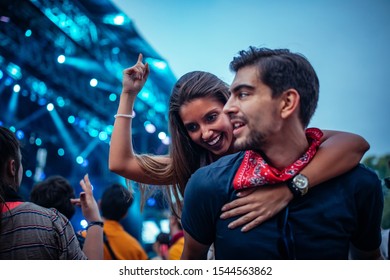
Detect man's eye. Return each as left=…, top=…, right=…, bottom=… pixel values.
left=238, top=92, right=249, bottom=98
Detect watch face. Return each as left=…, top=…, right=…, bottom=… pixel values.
left=293, top=174, right=308, bottom=189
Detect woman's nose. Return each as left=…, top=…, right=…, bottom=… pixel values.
left=201, top=129, right=213, bottom=141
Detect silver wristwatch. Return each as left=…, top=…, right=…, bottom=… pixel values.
left=287, top=173, right=309, bottom=197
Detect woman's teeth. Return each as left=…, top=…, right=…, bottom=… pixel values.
left=207, top=135, right=221, bottom=146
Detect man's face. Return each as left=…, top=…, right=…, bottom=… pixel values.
left=224, top=65, right=282, bottom=152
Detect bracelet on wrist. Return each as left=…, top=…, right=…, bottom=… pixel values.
left=86, top=221, right=104, bottom=230
left=114, top=113, right=134, bottom=119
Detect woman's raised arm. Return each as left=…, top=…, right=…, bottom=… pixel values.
left=109, top=54, right=172, bottom=185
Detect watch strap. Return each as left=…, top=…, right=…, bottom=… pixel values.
left=286, top=178, right=301, bottom=198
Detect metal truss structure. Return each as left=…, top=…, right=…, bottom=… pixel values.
left=0, top=0, right=176, bottom=189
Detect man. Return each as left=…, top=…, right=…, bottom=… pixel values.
left=30, top=175, right=86, bottom=248
left=30, top=175, right=76, bottom=220
left=167, top=214, right=184, bottom=260
left=0, top=126, right=103, bottom=260
left=180, top=47, right=383, bottom=259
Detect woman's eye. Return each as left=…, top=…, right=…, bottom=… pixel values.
left=206, top=113, right=217, bottom=122
left=185, top=124, right=198, bottom=132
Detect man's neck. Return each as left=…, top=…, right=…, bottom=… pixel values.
left=258, top=127, right=309, bottom=170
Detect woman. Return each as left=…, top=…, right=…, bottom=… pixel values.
left=109, top=54, right=369, bottom=231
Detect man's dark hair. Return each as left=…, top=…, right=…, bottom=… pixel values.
left=230, top=46, right=319, bottom=127
left=100, top=183, right=133, bottom=221
left=0, top=127, right=21, bottom=190
left=156, top=232, right=170, bottom=245
left=30, top=175, right=76, bottom=219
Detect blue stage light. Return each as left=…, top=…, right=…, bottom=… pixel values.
left=15, top=130, right=24, bottom=140
left=25, top=170, right=33, bottom=178
left=109, top=93, right=117, bottom=101
left=67, top=115, right=75, bottom=124
left=25, top=29, right=32, bottom=37
left=58, top=148, right=65, bottom=156
left=35, top=138, right=42, bottom=146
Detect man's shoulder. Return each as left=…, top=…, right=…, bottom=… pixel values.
left=187, top=151, right=245, bottom=188
left=4, top=202, right=72, bottom=235
left=347, top=164, right=381, bottom=181
left=185, top=151, right=245, bottom=199
left=331, top=164, right=382, bottom=193
left=194, top=151, right=245, bottom=176
left=16, top=202, right=64, bottom=218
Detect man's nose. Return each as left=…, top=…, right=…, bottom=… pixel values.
left=223, top=96, right=236, bottom=116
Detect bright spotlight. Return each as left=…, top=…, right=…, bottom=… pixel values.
left=57, top=55, right=66, bottom=64
left=6, top=63, right=22, bottom=80
left=145, top=58, right=167, bottom=70
left=46, top=103, right=54, bottom=111
left=80, top=219, right=88, bottom=229
left=13, top=84, right=21, bottom=93
left=158, top=132, right=166, bottom=140
left=144, top=122, right=156, bottom=134
left=90, top=78, right=98, bottom=87
left=113, top=15, right=125, bottom=25
left=103, top=13, right=129, bottom=25
left=162, top=136, right=170, bottom=145
left=98, top=131, right=108, bottom=141
left=76, top=156, right=84, bottom=164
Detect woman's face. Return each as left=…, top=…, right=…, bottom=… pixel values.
left=179, top=97, right=234, bottom=157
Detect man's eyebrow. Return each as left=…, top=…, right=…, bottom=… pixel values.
left=230, top=83, right=254, bottom=93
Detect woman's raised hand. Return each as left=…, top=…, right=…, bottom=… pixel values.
left=122, top=53, right=150, bottom=96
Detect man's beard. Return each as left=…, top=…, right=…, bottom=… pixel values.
left=233, top=128, right=266, bottom=152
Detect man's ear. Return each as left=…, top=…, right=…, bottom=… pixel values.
left=280, top=89, right=300, bottom=119
left=8, top=159, right=17, bottom=177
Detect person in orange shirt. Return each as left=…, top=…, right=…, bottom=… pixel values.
left=167, top=213, right=184, bottom=260
left=100, top=183, right=147, bottom=260
left=82, top=183, right=147, bottom=260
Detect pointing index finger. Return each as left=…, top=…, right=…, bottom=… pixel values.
left=137, top=53, right=143, bottom=64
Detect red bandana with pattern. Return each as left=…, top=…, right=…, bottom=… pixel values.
left=233, top=128, right=323, bottom=190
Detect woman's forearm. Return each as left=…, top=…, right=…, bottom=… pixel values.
left=301, top=129, right=369, bottom=187
left=109, top=92, right=137, bottom=175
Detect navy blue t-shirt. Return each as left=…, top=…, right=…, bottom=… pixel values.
left=181, top=151, right=383, bottom=259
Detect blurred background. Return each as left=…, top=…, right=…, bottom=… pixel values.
left=0, top=0, right=389, bottom=257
